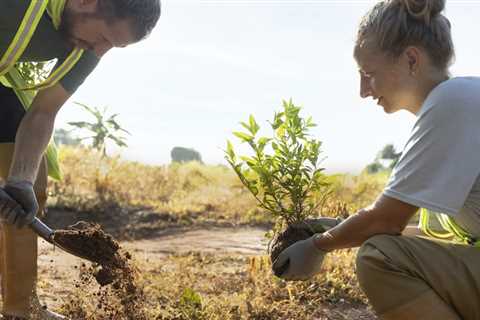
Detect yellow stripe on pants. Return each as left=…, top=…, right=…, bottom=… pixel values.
left=0, top=143, right=47, bottom=318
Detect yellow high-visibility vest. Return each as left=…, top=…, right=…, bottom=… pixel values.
left=0, top=0, right=85, bottom=180
left=419, top=208, right=480, bottom=247
left=0, top=0, right=84, bottom=90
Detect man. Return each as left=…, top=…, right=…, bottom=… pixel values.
left=0, top=0, right=161, bottom=319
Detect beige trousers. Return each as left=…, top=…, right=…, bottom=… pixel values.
left=356, top=234, right=480, bottom=320
left=0, top=144, right=47, bottom=318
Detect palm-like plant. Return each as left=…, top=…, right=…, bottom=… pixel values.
left=68, top=102, right=130, bottom=156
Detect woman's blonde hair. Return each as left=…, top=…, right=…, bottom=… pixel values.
left=354, top=0, right=454, bottom=70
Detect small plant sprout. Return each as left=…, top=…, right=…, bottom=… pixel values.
left=225, top=99, right=331, bottom=226
left=225, top=100, right=332, bottom=265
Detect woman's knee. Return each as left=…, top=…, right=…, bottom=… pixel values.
left=356, top=234, right=403, bottom=284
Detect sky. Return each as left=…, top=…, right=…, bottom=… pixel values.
left=55, top=0, right=480, bottom=174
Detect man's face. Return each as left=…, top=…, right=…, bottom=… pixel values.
left=355, top=47, right=412, bottom=114
left=60, top=7, right=138, bottom=58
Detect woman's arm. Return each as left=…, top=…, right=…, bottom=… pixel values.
left=314, top=195, right=419, bottom=251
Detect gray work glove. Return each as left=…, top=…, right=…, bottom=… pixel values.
left=0, top=181, right=38, bottom=228
left=272, top=217, right=341, bottom=281
left=272, top=234, right=327, bottom=281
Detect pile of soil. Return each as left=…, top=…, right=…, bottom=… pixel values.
left=53, top=221, right=121, bottom=268
left=53, top=222, right=146, bottom=319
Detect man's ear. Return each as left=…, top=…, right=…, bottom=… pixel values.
left=76, top=0, right=98, bottom=14
left=403, top=46, right=421, bottom=76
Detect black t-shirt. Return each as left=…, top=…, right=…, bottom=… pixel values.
left=0, top=0, right=99, bottom=93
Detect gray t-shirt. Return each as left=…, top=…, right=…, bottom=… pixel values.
left=384, top=77, right=480, bottom=236
left=0, top=0, right=99, bottom=93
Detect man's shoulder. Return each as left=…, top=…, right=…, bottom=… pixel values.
left=0, top=0, right=30, bottom=18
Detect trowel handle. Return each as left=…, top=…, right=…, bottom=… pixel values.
left=30, top=217, right=54, bottom=243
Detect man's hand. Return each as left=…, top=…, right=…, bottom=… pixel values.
left=1, top=181, right=38, bottom=228
left=0, top=189, right=25, bottom=226
left=272, top=235, right=327, bottom=281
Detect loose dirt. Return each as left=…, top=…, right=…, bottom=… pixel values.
left=50, top=222, right=146, bottom=319
left=37, top=226, right=375, bottom=319
left=38, top=227, right=267, bottom=310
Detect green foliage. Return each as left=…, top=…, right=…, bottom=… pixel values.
left=365, top=143, right=401, bottom=174
left=15, top=61, right=54, bottom=85
left=179, top=287, right=204, bottom=318
left=365, top=162, right=384, bottom=174
left=68, top=102, right=130, bottom=157
left=54, top=128, right=81, bottom=147
left=225, top=99, right=331, bottom=225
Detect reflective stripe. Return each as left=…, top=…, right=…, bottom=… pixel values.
left=19, top=48, right=84, bottom=91
left=419, top=208, right=480, bottom=247
left=0, top=1, right=49, bottom=76
left=21, top=0, right=84, bottom=90
left=46, top=0, right=66, bottom=29
left=0, top=0, right=84, bottom=90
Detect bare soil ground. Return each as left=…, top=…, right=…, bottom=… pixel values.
left=37, top=225, right=376, bottom=319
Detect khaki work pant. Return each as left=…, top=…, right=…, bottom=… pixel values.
left=0, top=144, right=47, bottom=318
left=356, top=234, right=480, bottom=320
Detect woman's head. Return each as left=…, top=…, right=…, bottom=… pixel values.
left=354, top=0, right=454, bottom=113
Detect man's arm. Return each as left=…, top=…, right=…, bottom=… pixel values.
left=0, top=83, right=70, bottom=228
left=314, top=195, right=419, bottom=251
left=8, top=83, right=70, bottom=183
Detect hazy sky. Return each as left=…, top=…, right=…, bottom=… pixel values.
left=56, top=0, right=480, bottom=173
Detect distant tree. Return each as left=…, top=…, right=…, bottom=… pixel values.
left=365, top=143, right=402, bottom=173
left=54, top=128, right=81, bottom=146
left=365, top=162, right=385, bottom=174
left=378, top=144, right=401, bottom=168
left=171, top=147, right=203, bottom=163
left=68, top=102, right=130, bottom=157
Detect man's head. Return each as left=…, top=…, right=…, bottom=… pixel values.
left=60, top=0, right=161, bottom=57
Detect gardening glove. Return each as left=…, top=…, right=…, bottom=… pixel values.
left=0, top=180, right=38, bottom=228
left=272, top=234, right=326, bottom=281
left=0, top=188, right=24, bottom=226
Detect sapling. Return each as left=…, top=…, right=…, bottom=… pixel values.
left=225, top=100, right=333, bottom=273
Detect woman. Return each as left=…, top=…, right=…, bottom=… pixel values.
left=273, top=1, right=480, bottom=319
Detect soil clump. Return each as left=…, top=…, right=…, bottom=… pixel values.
left=54, top=221, right=146, bottom=319
left=270, top=224, right=315, bottom=277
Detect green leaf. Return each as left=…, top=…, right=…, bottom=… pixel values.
left=249, top=114, right=260, bottom=135
left=233, top=131, right=254, bottom=142
left=180, top=287, right=202, bottom=308
left=226, top=140, right=236, bottom=161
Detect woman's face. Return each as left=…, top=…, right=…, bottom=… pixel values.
left=355, top=47, right=413, bottom=114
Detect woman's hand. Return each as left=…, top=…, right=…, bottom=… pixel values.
left=272, top=235, right=327, bottom=281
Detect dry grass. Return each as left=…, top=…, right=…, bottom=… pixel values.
left=58, top=251, right=374, bottom=320
left=49, top=146, right=387, bottom=227
left=45, top=146, right=387, bottom=319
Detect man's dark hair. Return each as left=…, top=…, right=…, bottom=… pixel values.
left=97, top=0, right=161, bottom=41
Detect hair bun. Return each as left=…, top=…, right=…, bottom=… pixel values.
left=399, top=0, right=446, bottom=25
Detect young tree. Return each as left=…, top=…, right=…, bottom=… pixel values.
left=68, top=103, right=130, bottom=156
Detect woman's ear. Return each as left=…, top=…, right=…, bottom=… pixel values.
left=403, top=46, right=421, bottom=76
